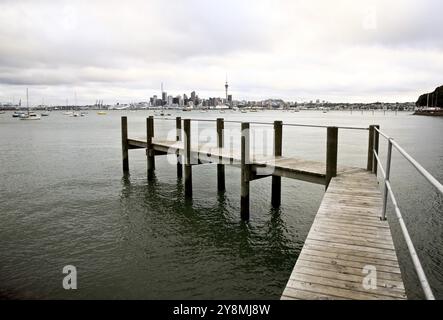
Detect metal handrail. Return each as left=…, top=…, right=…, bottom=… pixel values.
left=152, top=117, right=369, bottom=130
left=373, top=127, right=442, bottom=300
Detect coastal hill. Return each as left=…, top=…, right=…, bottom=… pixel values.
left=416, top=85, right=443, bottom=108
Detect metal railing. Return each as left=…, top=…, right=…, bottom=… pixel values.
left=374, top=127, right=442, bottom=300
left=153, top=116, right=369, bottom=130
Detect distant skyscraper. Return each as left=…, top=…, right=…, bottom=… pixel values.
left=161, top=82, right=167, bottom=105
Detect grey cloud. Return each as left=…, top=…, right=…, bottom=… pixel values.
left=0, top=0, right=442, bottom=103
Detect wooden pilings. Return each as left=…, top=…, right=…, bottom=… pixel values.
left=121, top=116, right=129, bottom=172
left=367, top=125, right=375, bottom=171
left=326, top=126, right=338, bottom=189
left=367, top=124, right=380, bottom=173
left=184, top=119, right=192, bottom=198
left=122, top=117, right=377, bottom=221
left=146, top=116, right=155, bottom=180
left=176, top=117, right=183, bottom=179
left=241, top=122, right=250, bottom=221
left=217, top=118, right=225, bottom=192
left=272, top=121, right=283, bottom=207
left=373, top=125, right=380, bottom=175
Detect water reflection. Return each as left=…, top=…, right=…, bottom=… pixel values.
left=118, top=173, right=298, bottom=298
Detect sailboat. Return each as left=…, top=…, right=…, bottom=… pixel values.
left=20, top=89, right=41, bottom=120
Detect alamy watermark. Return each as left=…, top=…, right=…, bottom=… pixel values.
left=163, top=125, right=278, bottom=175
left=62, top=265, right=77, bottom=290
left=362, top=265, right=377, bottom=290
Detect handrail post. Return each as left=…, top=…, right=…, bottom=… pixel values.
left=241, top=122, right=250, bottom=221
left=176, top=117, right=182, bottom=179
left=184, top=119, right=192, bottom=198
left=381, top=138, right=393, bottom=221
left=367, top=125, right=375, bottom=171
left=217, top=118, right=225, bottom=192
left=272, top=121, right=282, bottom=207
left=147, top=116, right=155, bottom=181
left=121, top=116, right=129, bottom=173
left=373, top=125, right=380, bottom=174
left=326, top=127, right=338, bottom=190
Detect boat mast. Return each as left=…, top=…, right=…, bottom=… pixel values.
left=26, top=88, right=29, bottom=115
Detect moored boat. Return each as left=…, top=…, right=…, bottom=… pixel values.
left=20, top=112, right=41, bottom=120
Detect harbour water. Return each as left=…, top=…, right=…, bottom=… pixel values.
left=0, top=110, right=441, bottom=299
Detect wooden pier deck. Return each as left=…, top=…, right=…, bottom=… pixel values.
left=122, top=117, right=407, bottom=300
left=127, top=138, right=359, bottom=185
left=281, top=169, right=406, bottom=300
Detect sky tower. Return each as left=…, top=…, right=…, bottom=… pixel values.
left=225, top=75, right=229, bottom=101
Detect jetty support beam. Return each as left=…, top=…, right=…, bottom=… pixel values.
left=184, top=119, right=192, bottom=198
left=122, top=116, right=129, bottom=173
left=241, top=122, right=250, bottom=221
left=217, top=118, right=225, bottom=192
left=373, top=125, right=380, bottom=175
left=176, top=117, right=183, bottom=179
left=272, top=121, right=283, bottom=207
left=367, top=124, right=380, bottom=173
left=147, top=116, right=155, bottom=181
left=326, top=126, right=338, bottom=189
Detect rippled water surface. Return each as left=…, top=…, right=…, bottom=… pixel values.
left=0, top=110, right=442, bottom=299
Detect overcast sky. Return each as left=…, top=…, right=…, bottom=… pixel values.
left=0, top=0, right=442, bottom=105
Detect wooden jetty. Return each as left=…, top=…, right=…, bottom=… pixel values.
left=281, top=169, right=406, bottom=300
left=121, top=116, right=408, bottom=300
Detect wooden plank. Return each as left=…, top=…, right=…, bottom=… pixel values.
left=294, top=259, right=403, bottom=283
left=300, top=248, right=402, bottom=268
left=287, top=277, right=406, bottom=300
left=289, top=265, right=405, bottom=290
left=298, top=252, right=401, bottom=274
left=282, top=286, right=349, bottom=300
left=289, top=272, right=405, bottom=298
left=286, top=280, right=405, bottom=300
left=311, top=226, right=393, bottom=243
left=303, top=242, right=399, bottom=262
left=307, top=231, right=395, bottom=250
left=127, top=139, right=147, bottom=149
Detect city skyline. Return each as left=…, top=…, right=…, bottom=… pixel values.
left=0, top=0, right=442, bottom=104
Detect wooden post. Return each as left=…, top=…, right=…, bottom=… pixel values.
left=367, top=125, right=375, bottom=171
left=184, top=119, right=192, bottom=198
left=217, top=118, right=225, bottom=192
left=241, top=122, right=250, bottom=221
left=326, top=127, right=338, bottom=190
left=272, top=121, right=282, bottom=207
left=147, top=116, right=155, bottom=181
left=121, top=116, right=129, bottom=172
left=176, top=117, right=182, bottom=179
left=373, top=125, right=380, bottom=174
